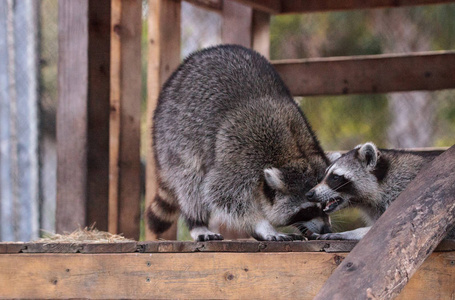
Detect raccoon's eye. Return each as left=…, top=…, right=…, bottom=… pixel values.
left=331, top=174, right=340, bottom=181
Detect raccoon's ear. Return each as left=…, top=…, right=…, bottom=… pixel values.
left=264, top=168, right=285, bottom=191
left=358, top=142, right=378, bottom=169
left=327, top=152, right=342, bottom=163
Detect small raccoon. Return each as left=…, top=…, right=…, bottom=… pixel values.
left=306, top=142, right=448, bottom=240
left=147, top=45, right=331, bottom=241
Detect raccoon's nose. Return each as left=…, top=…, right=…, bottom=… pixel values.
left=306, top=190, right=315, bottom=200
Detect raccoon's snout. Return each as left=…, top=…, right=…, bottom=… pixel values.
left=306, top=190, right=316, bottom=201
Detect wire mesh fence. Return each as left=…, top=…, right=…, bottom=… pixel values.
left=0, top=1, right=454, bottom=241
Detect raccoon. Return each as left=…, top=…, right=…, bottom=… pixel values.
left=306, top=142, right=448, bottom=240
left=147, top=45, right=331, bottom=241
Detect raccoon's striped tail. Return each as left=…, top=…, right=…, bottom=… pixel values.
left=146, top=186, right=180, bottom=235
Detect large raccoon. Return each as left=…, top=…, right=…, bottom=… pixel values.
left=306, top=142, right=450, bottom=240
left=147, top=45, right=331, bottom=241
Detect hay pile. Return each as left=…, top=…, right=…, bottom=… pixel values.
left=35, top=226, right=135, bottom=243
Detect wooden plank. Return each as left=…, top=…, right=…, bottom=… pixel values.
left=86, top=0, right=111, bottom=232
left=280, top=0, right=455, bottom=14
left=184, top=0, right=222, bottom=12
left=0, top=239, right=453, bottom=254
left=139, top=240, right=358, bottom=253
left=109, top=0, right=142, bottom=240
left=252, top=10, right=270, bottom=58
left=221, top=0, right=252, bottom=47
left=315, top=145, right=455, bottom=300
left=0, top=252, right=453, bottom=299
left=230, top=0, right=280, bottom=14
left=56, top=0, right=89, bottom=233
left=146, top=0, right=181, bottom=240
left=273, top=51, right=455, bottom=96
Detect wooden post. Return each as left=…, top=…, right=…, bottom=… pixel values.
left=57, top=0, right=113, bottom=234
left=86, top=0, right=111, bottom=232
left=109, top=0, right=142, bottom=240
left=314, top=145, right=455, bottom=300
left=56, top=0, right=89, bottom=233
left=145, top=0, right=181, bottom=240
left=252, top=10, right=270, bottom=58
left=222, top=0, right=252, bottom=47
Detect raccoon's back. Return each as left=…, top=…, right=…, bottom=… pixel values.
left=153, top=45, right=295, bottom=168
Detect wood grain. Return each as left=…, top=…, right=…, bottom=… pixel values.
left=231, top=0, right=280, bottom=14
left=86, top=0, right=111, bottom=232
left=252, top=10, right=270, bottom=58
left=222, top=0, right=253, bottom=47
left=56, top=0, right=89, bottom=233
left=0, top=252, right=453, bottom=299
left=314, top=145, right=455, bottom=300
left=280, top=0, right=455, bottom=14
left=109, top=0, right=143, bottom=239
left=1, top=239, right=454, bottom=254
left=273, top=51, right=455, bottom=96
left=146, top=0, right=181, bottom=240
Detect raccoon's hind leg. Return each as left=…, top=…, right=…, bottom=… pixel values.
left=185, top=216, right=224, bottom=242
left=146, top=185, right=180, bottom=236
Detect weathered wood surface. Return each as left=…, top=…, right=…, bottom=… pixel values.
left=280, top=0, right=455, bottom=14
left=1, top=239, right=454, bottom=254
left=314, top=145, right=455, bottom=300
left=222, top=0, right=253, bottom=47
left=86, top=0, right=111, bottom=232
left=109, top=0, right=142, bottom=240
left=56, top=0, right=89, bottom=233
left=252, top=10, right=270, bottom=58
left=185, top=0, right=222, bottom=12
left=146, top=0, right=182, bottom=240
left=230, top=0, right=455, bottom=14
left=231, top=0, right=280, bottom=14
left=273, top=51, right=455, bottom=96
left=0, top=252, right=453, bottom=299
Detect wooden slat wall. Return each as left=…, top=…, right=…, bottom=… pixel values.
left=56, top=0, right=89, bottom=233
left=109, top=0, right=142, bottom=240
left=146, top=0, right=182, bottom=240
left=0, top=251, right=453, bottom=299
left=273, top=51, right=455, bottom=96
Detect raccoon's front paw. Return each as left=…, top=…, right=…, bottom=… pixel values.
left=196, top=233, right=224, bottom=242
left=312, top=232, right=345, bottom=240
left=259, top=233, right=305, bottom=241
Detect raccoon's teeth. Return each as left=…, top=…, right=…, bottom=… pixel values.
left=324, top=199, right=340, bottom=212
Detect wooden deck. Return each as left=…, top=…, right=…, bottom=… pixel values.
left=1, top=240, right=454, bottom=299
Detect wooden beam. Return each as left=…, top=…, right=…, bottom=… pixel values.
left=184, top=0, right=222, bottom=12
left=109, top=0, right=142, bottom=240
left=1, top=239, right=454, bottom=253
left=0, top=252, right=453, bottom=299
left=280, top=0, right=455, bottom=14
left=221, top=0, right=252, bottom=47
left=86, top=0, right=111, bottom=232
left=273, top=51, right=455, bottom=96
left=252, top=10, right=270, bottom=58
left=56, top=0, right=89, bottom=233
left=230, top=0, right=280, bottom=14
left=146, top=0, right=181, bottom=240
left=314, top=145, right=455, bottom=299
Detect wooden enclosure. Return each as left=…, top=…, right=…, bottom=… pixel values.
left=1, top=239, right=455, bottom=299
left=14, top=0, right=453, bottom=299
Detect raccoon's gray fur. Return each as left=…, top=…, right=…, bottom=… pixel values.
left=306, top=142, right=451, bottom=240
left=147, top=45, right=331, bottom=241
